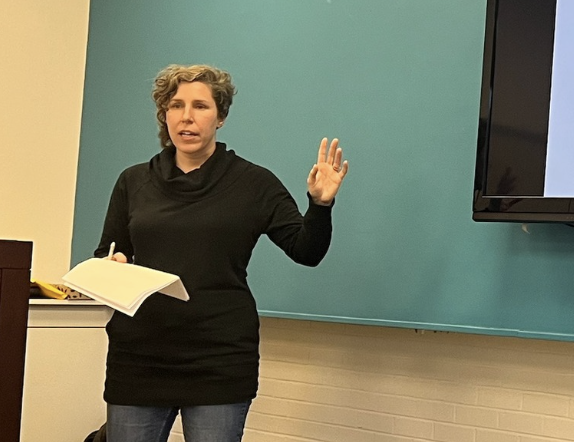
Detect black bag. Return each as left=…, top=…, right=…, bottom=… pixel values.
left=83, top=423, right=106, bottom=442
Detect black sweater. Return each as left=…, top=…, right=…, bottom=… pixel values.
left=95, top=143, right=333, bottom=406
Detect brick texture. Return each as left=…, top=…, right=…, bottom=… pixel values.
left=169, top=317, right=574, bottom=442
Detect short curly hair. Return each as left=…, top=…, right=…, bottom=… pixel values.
left=152, top=64, right=237, bottom=148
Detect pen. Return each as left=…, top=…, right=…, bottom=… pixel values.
left=107, top=241, right=116, bottom=260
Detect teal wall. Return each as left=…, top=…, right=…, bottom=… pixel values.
left=72, top=0, right=574, bottom=341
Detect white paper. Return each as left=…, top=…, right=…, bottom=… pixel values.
left=62, top=258, right=189, bottom=316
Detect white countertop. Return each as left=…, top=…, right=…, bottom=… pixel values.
left=29, top=298, right=102, bottom=306
left=28, top=299, right=112, bottom=327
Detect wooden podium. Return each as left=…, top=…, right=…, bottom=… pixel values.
left=0, top=240, right=33, bottom=442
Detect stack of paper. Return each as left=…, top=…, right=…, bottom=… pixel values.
left=63, top=258, right=189, bottom=316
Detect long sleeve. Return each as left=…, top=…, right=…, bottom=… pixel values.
left=263, top=180, right=334, bottom=267
left=94, top=170, right=135, bottom=261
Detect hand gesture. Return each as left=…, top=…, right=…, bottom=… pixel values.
left=307, top=138, right=349, bottom=206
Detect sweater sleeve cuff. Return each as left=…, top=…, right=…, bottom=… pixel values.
left=306, top=192, right=335, bottom=211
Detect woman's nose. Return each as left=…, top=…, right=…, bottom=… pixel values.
left=182, top=105, right=193, bottom=122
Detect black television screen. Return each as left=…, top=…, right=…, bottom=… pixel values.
left=473, top=0, right=574, bottom=222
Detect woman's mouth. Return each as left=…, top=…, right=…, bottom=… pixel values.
left=179, top=131, right=199, bottom=139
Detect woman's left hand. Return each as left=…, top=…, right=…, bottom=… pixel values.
left=307, top=138, right=349, bottom=206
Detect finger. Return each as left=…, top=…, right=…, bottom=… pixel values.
left=317, top=138, right=328, bottom=164
left=307, top=164, right=318, bottom=184
left=332, top=147, right=343, bottom=171
left=326, top=138, right=339, bottom=165
left=338, top=160, right=349, bottom=178
left=112, top=252, right=128, bottom=263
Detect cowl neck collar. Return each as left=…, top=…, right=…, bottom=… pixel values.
left=149, top=142, right=248, bottom=202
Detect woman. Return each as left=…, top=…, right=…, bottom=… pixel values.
left=94, top=64, right=349, bottom=442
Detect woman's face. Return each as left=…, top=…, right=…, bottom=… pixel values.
left=166, top=81, right=223, bottom=170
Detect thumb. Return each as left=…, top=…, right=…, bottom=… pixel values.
left=307, top=164, right=318, bottom=185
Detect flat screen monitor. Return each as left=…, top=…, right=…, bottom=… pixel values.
left=473, top=0, right=574, bottom=222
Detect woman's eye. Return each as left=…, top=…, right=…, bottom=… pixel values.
left=168, top=102, right=183, bottom=109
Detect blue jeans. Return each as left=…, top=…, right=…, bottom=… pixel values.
left=106, top=401, right=251, bottom=442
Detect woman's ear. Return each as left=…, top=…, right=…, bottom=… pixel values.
left=217, top=120, right=224, bottom=128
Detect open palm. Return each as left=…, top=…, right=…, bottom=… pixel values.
left=307, top=138, right=349, bottom=206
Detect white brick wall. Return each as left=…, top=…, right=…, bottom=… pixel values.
left=243, top=317, right=574, bottom=442
left=169, top=317, right=574, bottom=441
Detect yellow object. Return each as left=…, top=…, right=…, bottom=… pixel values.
left=31, top=279, right=70, bottom=300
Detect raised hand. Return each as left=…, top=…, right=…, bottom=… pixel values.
left=307, top=138, right=349, bottom=206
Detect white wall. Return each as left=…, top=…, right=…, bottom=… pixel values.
left=0, top=0, right=90, bottom=281
left=247, top=317, right=574, bottom=442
